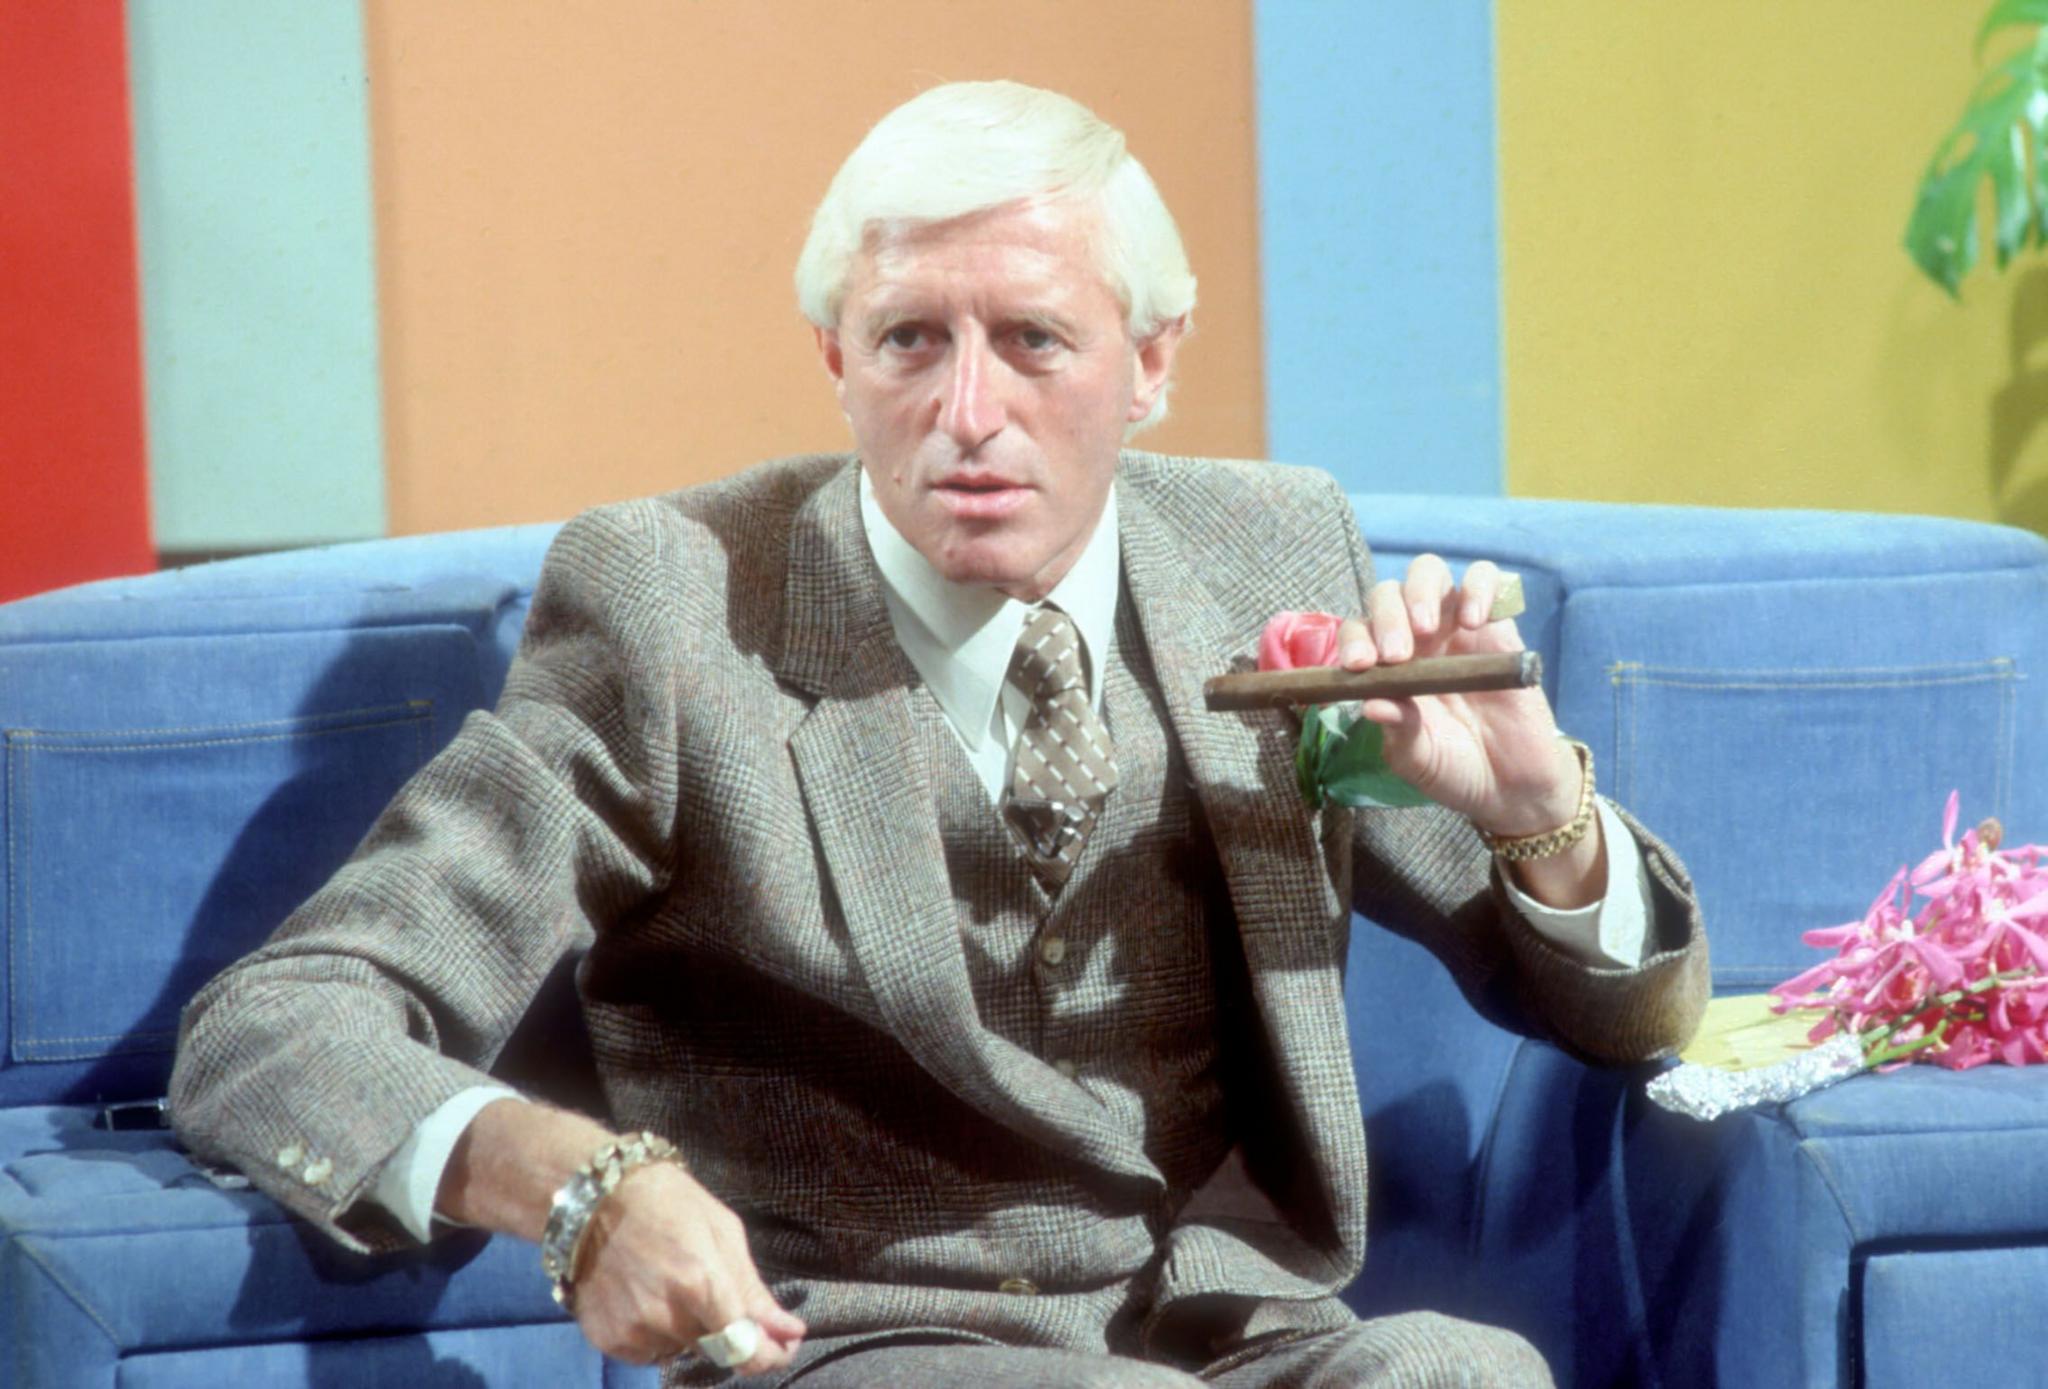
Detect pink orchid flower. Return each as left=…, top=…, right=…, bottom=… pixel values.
left=1772, top=793, right=2048, bottom=1072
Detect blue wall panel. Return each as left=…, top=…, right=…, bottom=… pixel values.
left=1254, top=0, right=1501, bottom=496
left=127, top=1, right=386, bottom=552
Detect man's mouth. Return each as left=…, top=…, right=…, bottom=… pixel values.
left=933, top=473, right=1032, bottom=519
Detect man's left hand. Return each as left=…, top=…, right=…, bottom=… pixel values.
left=1337, top=555, right=1605, bottom=908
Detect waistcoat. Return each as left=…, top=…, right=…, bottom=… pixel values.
left=911, top=591, right=1242, bottom=1286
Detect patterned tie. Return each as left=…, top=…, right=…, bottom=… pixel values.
left=1003, top=604, right=1118, bottom=891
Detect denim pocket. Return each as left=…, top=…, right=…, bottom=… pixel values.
left=4, top=703, right=435, bottom=1063
left=1609, top=659, right=2017, bottom=990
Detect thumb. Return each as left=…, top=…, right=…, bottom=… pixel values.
left=751, top=1297, right=809, bottom=1348
left=733, top=1257, right=806, bottom=1345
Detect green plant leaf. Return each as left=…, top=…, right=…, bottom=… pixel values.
left=1907, top=15, right=2048, bottom=296
left=1315, top=709, right=1432, bottom=810
left=1977, top=0, right=2048, bottom=58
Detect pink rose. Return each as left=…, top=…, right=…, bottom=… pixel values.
left=1258, top=610, right=1343, bottom=671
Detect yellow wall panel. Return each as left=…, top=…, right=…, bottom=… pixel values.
left=364, top=0, right=1262, bottom=535
left=1499, top=1, right=2046, bottom=533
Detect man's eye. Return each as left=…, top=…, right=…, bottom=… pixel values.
left=883, top=325, right=926, bottom=350
left=1016, top=328, right=1057, bottom=352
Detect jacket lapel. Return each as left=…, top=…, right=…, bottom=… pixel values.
left=1118, top=479, right=1369, bottom=1273
left=778, top=462, right=1162, bottom=1188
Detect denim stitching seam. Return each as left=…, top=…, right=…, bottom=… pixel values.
left=14, top=736, right=31, bottom=1056
left=5, top=699, right=431, bottom=742
left=1612, top=659, right=2016, bottom=681
left=1626, top=674, right=2010, bottom=693
left=1996, top=665, right=2014, bottom=822
left=5, top=737, right=21, bottom=1060
left=31, top=714, right=432, bottom=758
left=10, top=1235, right=121, bottom=1347
left=1796, top=1140, right=1868, bottom=1246
left=18, top=1028, right=176, bottom=1051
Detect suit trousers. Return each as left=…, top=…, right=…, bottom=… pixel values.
left=778, top=1311, right=1555, bottom=1388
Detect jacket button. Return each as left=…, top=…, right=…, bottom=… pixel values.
left=303, top=1157, right=333, bottom=1186
left=276, top=1144, right=303, bottom=1169
left=1038, top=937, right=1067, bottom=966
left=998, top=1277, right=1040, bottom=1296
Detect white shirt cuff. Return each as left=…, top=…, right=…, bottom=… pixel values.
left=1501, top=798, right=1652, bottom=968
left=369, top=1084, right=525, bottom=1242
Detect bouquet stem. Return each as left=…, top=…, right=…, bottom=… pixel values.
left=1854, top=968, right=2031, bottom=1066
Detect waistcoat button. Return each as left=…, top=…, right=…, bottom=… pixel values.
left=1039, top=936, right=1067, bottom=965
left=998, top=1277, right=1040, bottom=1296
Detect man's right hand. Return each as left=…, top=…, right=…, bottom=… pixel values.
left=572, top=1156, right=807, bottom=1369
left=439, top=1098, right=805, bottom=1375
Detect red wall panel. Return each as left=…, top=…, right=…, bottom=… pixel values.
left=0, top=1, right=153, bottom=602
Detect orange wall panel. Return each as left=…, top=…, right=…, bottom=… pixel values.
left=363, top=0, right=1262, bottom=535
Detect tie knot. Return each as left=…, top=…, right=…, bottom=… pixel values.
left=1008, top=604, right=1087, bottom=704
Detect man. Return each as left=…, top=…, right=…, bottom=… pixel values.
left=172, top=81, right=1706, bottom=1387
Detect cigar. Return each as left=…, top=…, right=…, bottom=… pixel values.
left=1204, top=651, right=1542, bottom=711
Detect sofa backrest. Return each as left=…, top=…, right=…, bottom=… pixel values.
left=0, top=525, right=557, bottom=1106
left=4, top=495, right=2044, bottom=1109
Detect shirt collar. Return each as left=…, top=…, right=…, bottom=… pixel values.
left=858, top=465, right=1120, bottom=750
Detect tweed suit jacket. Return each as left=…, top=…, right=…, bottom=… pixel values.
left=170, top=452, right=1709, bottom=1374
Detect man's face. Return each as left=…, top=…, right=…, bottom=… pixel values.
left=816, top=198, right=1182, bottom=602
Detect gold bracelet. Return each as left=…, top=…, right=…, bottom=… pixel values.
left=1474, top=738, right=1596, bottom=862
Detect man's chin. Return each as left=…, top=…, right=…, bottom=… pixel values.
left=927, top=545, right=1049, bottom=600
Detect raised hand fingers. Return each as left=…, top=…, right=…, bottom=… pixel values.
left=1401, top=553, right=1457, bottom=637
left=1457, top=560, right=1502, bottom=629
left=1343, top=557, right=1503, bottom=670
left=1364, top=579, right=1411, bottom=663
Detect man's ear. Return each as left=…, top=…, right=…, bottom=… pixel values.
left=814, top=325, right=848, bottom=409
left=1127, top=315, right=1188, bottom=423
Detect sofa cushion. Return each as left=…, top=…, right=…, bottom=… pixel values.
left=1614, top=1064, right=2048, bottom=1386
left=108, top=1325, right=601, bottom=1389
left=0, top=1104, right=652, bottom=1386
left=1776, top=1064, right=2048, bottom=1242
left=1860, top=1246, right=2048, bottom=1389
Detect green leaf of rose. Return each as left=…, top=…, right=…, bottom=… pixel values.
left=1315, top=707, right=1432, bottom=810
left=1295, top=704, right=1330, bottom=809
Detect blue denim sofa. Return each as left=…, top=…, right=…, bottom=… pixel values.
left=3, top=488, right=2044, bottom=1387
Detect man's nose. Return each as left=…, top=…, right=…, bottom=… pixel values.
left=936, top=333, right=1003, bottom=452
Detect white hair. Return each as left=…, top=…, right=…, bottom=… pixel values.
left=795, top=81, right=1197, bottom=431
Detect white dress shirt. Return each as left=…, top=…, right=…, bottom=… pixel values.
left=370, top=470, right=1652, bottom=1240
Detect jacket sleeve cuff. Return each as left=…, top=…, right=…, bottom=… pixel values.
left=1499, top=799, right=1651, bottom=968
left=368, top=1085, right=527, bottom=1242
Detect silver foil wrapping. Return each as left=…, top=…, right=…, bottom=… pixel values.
left=1645, top=1033, right=1866, bottom=1121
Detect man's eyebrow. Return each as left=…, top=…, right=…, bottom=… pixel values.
left=1006, top=306, right=1093, bottom=344
left=1009, top=308, right=1072, bottom=332
left=858, top=307, right=905, bottom=340
left=856, top=302, right=1081, bottom=342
